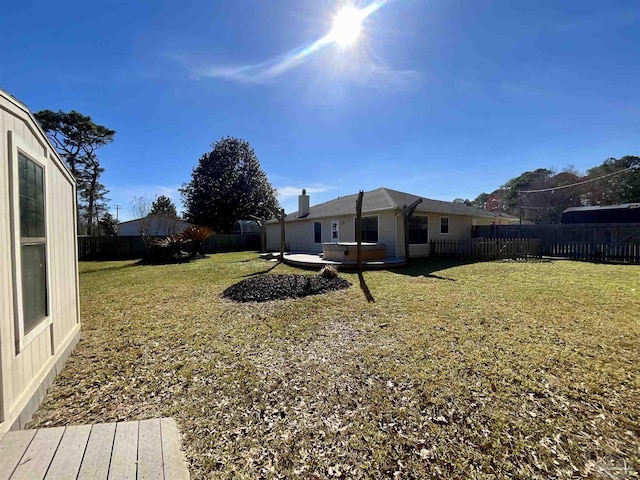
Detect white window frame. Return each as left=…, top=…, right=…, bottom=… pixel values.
left=313, top=221, right=322, bottom=244
left=331, top=220, right=340, bottom=242
left=354, top=215, right=379, bottom=243
left=9, top=131, right=52, bottom=353
left=408, top=214, right=429, bottom=245
left=440, top=216, right=450, bottom=235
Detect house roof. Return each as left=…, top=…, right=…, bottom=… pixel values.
left=118, top=215, right=192, bottom=225
left=268, top=187, right=515, bottom=223
left=563, top=203, right=640, bottom=213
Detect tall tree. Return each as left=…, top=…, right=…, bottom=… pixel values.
left=180, top=137, right=280, bottom=233
left=584, top=156, right=640, bottom=205
left=471, top=192, right=490, bottom=209
left=98, top=212, right=118, bottom=236
left=35, top=109, right=115, bottom=235
left=150, top=195, right=178, bottom=217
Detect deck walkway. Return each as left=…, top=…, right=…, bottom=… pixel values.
left=0, top=418, right=189, bottom=480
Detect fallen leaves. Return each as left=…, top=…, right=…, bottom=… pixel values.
left=25, top=254, right=640, bottom=479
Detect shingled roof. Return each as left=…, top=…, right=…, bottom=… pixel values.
left=268, top=187, right=512, bottom=223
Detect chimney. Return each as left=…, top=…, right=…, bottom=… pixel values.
left=298, top=189, right=310, bottom=217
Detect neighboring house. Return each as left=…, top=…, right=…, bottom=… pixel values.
left=117, top=215, right=193, bottom=237
left=0, top=88, right=81, bottom=434
left=266, top=187, right=518, bottom=258
left=562, top=204, right=640, bottom=224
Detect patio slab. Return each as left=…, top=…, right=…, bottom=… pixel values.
left=281, top=252, right=406, bottom=269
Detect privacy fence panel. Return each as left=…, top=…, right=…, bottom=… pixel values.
left=78, top=233, right=261, bottom=260
left=430, top=238, right=542, bottom=260
left=472, top=223, right=640, bottom=263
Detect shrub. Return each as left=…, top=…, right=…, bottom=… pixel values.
left=319, top=265, right=339, bottom=279
left=147, top=234, right=189, bottom=263
left=145, top=225, right=214, bottom=263
left=181, top=226, right=214, bottom=258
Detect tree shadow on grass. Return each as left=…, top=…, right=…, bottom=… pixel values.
left=80, top=261, right=141, bottom=275
left=358, top=272, right=375, bottom=303
left=390, top=257, right=479, bottom=281
left=241, top=261, right=281, bottom=278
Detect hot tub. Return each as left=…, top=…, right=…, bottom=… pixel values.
left=322, top=242, right=387, bottom=262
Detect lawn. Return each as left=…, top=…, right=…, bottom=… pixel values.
left=29, top=253, right=640, bottom=479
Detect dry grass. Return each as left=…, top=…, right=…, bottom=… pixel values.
left=28, top=253, right=640, bottom=478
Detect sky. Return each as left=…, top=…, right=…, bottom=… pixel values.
left=1, top=0, right=639, bottom=220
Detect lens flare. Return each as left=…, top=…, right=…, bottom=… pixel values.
left=329, top=6, right=365, bottom=47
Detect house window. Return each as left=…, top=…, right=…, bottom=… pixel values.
left=331, top=220, right=339, bottom=242
left=408, top=216, right=429, bottom=244
left=440, top=217, right=449, bottom=234
left=355, top=216, right=378, bottom=243
left=314, top=221, right=322, bottom=243
left=18, top=152, right=48, bottom=333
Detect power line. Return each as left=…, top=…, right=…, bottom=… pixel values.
left=518, top=166, right=635, bottom=194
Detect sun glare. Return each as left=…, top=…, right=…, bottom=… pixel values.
left=329, top=6, right=364, bottom=47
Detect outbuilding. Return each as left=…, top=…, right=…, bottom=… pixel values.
left=562, top=203, right=640, bottom=223
left=0, top=88, right=80, bottom=434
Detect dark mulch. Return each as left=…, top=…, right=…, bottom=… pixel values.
left=221, top=274, right=351, bottom=302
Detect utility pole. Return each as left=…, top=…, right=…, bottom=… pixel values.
left=115, top=205, right=121, bottom=221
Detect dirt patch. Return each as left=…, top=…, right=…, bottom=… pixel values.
left=222, top=274, right=351, bottom=302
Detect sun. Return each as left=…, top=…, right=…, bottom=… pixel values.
left=329, top=6, right=364, bottom=47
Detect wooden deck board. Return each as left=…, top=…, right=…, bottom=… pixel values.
left=0, top=418, right=189, bottom=480
left=0, top=430, right=37, bottom=480
left=137, top=419, right=164, bottom=480
left=160, top=418, right=190, bottom=480
left=76, top=423, right=116, bottom=480
left=10, top=426, right=64, bottom=480
left=108, top=421, right=138, bottom=480
left=45, top=424, right=91, bottom=480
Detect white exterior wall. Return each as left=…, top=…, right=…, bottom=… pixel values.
left=268, top=209, right=475, bottom=259
left=266, top=210, right=399, bottom=256
left=0, top=93, right=80, bottom=434
left=399, top=212, right=473, bottom=257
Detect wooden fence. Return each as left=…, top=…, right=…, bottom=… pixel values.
left=78, top=233, right=261, bottom=260
left=472, top=223, right=640, bottom=263
left=430, top=238, right=542, bottom=260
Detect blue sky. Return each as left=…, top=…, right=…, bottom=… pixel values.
left=2, top=0, right=639, bottom=220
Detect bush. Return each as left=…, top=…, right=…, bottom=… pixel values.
left=319, top=265, right=339, bottom=279
left=145, top=225, right=214, bottom=263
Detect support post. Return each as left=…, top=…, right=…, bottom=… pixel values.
left=356, top=191, right=364, bottom=270
left=401, top=198, right=423, bottom=263
left=279, top=208, right=285, bottom=260
left=249, top=215, right=266, bottom=253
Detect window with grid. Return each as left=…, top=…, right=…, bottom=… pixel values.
left=355, top=216, right=378, bottom=243
left=18, top=152, right=48, bottom=333
left=440, top=217, right=449, bottom=234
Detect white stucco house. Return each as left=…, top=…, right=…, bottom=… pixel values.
left=266, top=187, right=517, bottom=258
left=117, top=215, right=193, bottom=237
left=0, top=88, right=80, bottom=434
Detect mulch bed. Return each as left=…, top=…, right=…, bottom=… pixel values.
left=221, top=274, right=351, bottom=302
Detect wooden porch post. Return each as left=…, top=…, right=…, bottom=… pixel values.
left=401, top=199, right=423, bottom=264
left=279, top=208, right=285, bottom=260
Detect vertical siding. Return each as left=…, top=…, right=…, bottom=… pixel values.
left=0, top=105, right=15, bottom=423
left=0, top=95, right=80, bottom=434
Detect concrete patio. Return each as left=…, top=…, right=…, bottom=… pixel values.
left=278, top=252, right=406, bottom=269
